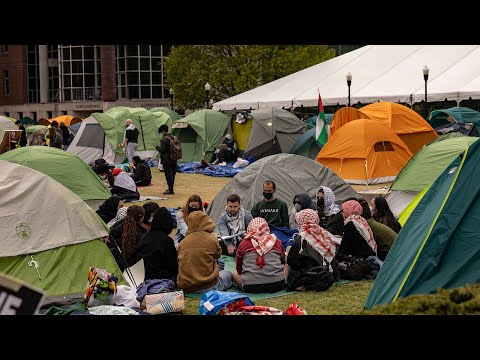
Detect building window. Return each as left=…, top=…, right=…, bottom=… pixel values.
left=3, top=70, right=9, bottom=95
left=58, top=45, right=101, bottom=101
left=1, top=45, right=7, bottom=54
left=27, top=45, right=40, bottom=103
left=116, top=45, right=169, bottom=100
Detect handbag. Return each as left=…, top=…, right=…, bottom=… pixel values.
left=141, top=291, right=185, bottom=315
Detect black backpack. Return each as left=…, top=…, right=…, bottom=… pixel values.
left=338, top=255, right=370, bottom=280
left=51, top=128, right=63, bottom=148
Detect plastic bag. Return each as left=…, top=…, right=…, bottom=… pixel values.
left=199, top=290, right=254, bottom=315
left=83, top=267, right=118, bottom=307
left=284, top=302, right=307, bottom=315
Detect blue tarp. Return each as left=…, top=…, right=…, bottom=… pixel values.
left=177, top=161, right=247, bottom=177
left=269, top=225, right=298, bottom=248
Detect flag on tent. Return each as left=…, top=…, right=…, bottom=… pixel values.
left=316, top=92, right=328, bottom=145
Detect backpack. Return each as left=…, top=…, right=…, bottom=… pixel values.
left=51, top=128, right=63, bottom=148
left=167, top=134, right=182, bottom=161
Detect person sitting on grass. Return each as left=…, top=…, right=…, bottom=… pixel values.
left=344, top=197, right=397, bottom=261
left=111, top=168, right=140, bottom=201
left=286, top=209, right=338, bottom=291
left=232, top=217, right=286, bottom=294
left=141, top=202, right=160, bottom=231
left=177, top=211, right=233, bottom=293
left=316, top=185, right=344, bottom=236
left=125, top=207, right=178, bottom=283
left=130, top=156, right=152, bottom=186
left=175, top=194, right=204, bottom=247
left=251, top=180, right=289, bottom=228
left=96, top=195, right=124, bottom=225
left=109, top=205, right=146, bottom=272
left=216, top=193, right=253, bottom=257
left=338, top=200, right=377, bottom=260
left=289, top=193, right=317, bottom=229
left=370, top=197, right=402, bottom=234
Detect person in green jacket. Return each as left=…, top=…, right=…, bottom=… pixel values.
left=251, top=180, right=289, bottom=228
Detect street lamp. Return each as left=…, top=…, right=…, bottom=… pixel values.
left=205, top=82, right=211, bottom=109
left=346, top=72, right=352, bottom=107
left=423, top=66, right=429, bottom=118
left=169, top=87, right=174, bottom=110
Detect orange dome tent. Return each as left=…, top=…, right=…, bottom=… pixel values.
left=329, top=107, right=369, bottom=136
left=316, top=119, right=413, bottom=184
left=38, top=115, right=82, bottom=127
left=359, top=102, right=437, bottom=154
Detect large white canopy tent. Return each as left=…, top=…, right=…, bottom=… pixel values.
left=213, top=45, right=480, bottom=111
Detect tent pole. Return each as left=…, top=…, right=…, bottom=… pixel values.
left=138, top=116, right=146, bottom=150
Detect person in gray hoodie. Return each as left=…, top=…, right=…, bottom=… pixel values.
left=216, top=193, right=253, bottom=256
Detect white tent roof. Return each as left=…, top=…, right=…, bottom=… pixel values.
left=213, top=45, right=480, bottom=111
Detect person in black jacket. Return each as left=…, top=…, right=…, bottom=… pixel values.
left=338, top=200, right=377, bottom=260
left=96, top=195, right=123, bottom=224
left=59, top=122, right=71, bottom=150
left=15, top=121, right=27, bottom=147
left=158, top=124, right=177, bottom=195
left=125, top=207, right=178, bottom=282
left=130, top=156, right=152, bottom=186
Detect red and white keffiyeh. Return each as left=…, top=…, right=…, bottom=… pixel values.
left=295, top=209, right=336, bottom=264
left=244, top=218, right=277, bottom=266
left=342, top=200, right=376, bottom=254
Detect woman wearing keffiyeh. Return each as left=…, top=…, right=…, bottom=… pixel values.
left=338, top=200, right=376, bottom=260
left=233, top=218, right=286, bottom=293
left=286, top=209, right=339, bottom=291
left=317, top=186, right=344, bottom=236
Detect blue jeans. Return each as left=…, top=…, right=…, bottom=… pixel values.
left=191, top=270, right=233, bottom=294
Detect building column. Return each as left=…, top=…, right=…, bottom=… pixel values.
left=100, top=45, right=117, bottom=101
left=39, top=45, right=49, bottom=104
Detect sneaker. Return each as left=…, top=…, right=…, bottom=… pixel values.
left=163, top=190, right=174, bottom=195
left=218, top=162, right=227, bottom=166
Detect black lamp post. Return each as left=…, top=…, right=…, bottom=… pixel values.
left=423, top=66, right=429, bottom=118
left=205, top=82, right=211, bottom=109
left=169, top=87, right=174, bottom=110
left=346, top=72, right=352, bottom=107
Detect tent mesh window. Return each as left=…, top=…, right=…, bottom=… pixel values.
left=176, top=125, right=197, bottom=143
left=373, top=141, right=394, bottom=152
left=76, top=124, right=104, bottom=149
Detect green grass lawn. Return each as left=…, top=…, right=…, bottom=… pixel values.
left=182, top=280, right=374, bottom=315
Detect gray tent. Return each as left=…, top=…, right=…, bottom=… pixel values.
left=244, top=107, right=306, bottom=161
left=207, top=153, right=359, bottom=222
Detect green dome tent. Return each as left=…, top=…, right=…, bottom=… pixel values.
left=428, top=107, right=480, bottom=129
left=171, top=109, right=231, bottom=162
left=365, top=138, right=480, bottom=309
left=20, top=116, right=37, bottom=126
left=0, top=160, right=125, bottom=297
left=0, top=146, right=112, bottom=211
left=386, top=136, right=478, bottom=218
left=289, top=127, right=323, bottom=159
left=68, top=106, right=173, bottom=164
left=150, top=107, right=182, bottom=121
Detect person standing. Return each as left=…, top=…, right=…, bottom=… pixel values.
left=59, top=122, right=71, bottom=150
left=251, top=180, right=289, bottom=228
left=120, top=119, right=139, bottom=164
left=158, top=124, right=177, bottom=195
left=15, top=121, right=27, bottom=147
